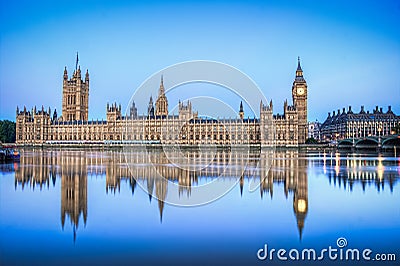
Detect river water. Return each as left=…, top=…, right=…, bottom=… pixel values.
left=0, top=149, right=399, bottom=265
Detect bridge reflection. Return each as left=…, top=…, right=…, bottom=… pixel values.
left=317, top=152, right=399, bottom=192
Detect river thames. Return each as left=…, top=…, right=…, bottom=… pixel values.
left=0, top=148, right=399, bottom=265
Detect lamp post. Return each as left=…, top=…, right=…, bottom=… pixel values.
left=335, top=133, right=340, bottom=147
left=378, top=127, right=382, bottom=150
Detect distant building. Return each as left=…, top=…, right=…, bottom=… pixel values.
left=320, top=106, right=400, bottom=141
left=16, top=56, right=309, bottom=147
left=308, top=120, right=321, bottom=141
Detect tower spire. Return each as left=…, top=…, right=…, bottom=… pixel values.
left=159, top=75, right=165, bottom=95
left=296, top=56, right=303, bottom=77
left=155, top=75, right=168, bottom=116
left=75, top=52, right=79, bottom=71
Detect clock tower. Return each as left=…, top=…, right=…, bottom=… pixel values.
left=292, top=57, right=308, bottom=144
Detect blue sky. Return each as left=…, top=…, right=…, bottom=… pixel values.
left=0, top=0, right=399, bottom=122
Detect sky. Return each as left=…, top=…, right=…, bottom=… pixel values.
left=0, top=0, right=399, bottom=122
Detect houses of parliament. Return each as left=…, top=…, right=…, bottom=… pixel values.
left=16, top=57, right=308, bottom=147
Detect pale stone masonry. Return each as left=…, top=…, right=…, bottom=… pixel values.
left=16, top=58, right=308, bottom=147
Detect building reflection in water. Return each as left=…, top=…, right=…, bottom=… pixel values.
left=14, top=151, right=88, bottom=242
left=259, top=150, right=308, bottom=239
left=14, top=149, right=397, bottom=242
left=319, top=152, right=398, bottom=192
left=60, top=154, right=87, bottom=243
left=13, top=149, right=309, bottom=241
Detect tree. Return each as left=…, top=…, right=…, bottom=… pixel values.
left=0, top=120, right=16, bottom=143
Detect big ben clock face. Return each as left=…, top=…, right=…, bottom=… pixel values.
left=297, top=87, right=305, bottom=95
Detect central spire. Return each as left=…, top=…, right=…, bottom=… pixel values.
left=159, top=75, right=165, bottom=96
left=155, top=75, right=168, bottom=116
left=75, top=52, right=79, bottom=71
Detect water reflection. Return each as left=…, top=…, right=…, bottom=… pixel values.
left=60, top=159, right=87, bottom=243
left=11, top=149, right=399, bottom=243
left=317, top=152, right=399, bottom=192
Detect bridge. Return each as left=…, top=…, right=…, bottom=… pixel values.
left=338, top=135, right=400, bottom=151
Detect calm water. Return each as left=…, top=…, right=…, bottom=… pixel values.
left=0, top=148, right=399, bottom=265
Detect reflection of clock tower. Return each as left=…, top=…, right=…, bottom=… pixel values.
left=292, top=57, right=308, bottom=144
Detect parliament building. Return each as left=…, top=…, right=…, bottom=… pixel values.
left=16, top=58, right=308, bottom=147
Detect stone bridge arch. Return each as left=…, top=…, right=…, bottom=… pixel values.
left=382, top=135, right=400, bottom=149
left=355, top=137, right=378, bottom=149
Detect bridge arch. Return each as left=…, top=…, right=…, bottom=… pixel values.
left=338, top=139, right=353, bottom=149
left=355, top=138, right=378, bottom=149
left=382, top=135, right=400, bottom=149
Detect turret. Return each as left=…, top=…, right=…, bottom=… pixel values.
left=148, top=96, right=154, bottom=117
left=53, top=109, right=58, bottom=121
left=239, top=101, right=244, bottom=120
left=76, top=65, right=81, bottom=79
left=260, top=99, right=274, bottom=147
left=129, top=101, right=138, bottom=119
left=178, top=100, right=193, bottom=120
left=64, top=67, right=68, bottom=80
left=106, top=102, right=122, bottom=121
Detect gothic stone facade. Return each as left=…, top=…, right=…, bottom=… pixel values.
left=16, top=59, right=308, bottom=147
